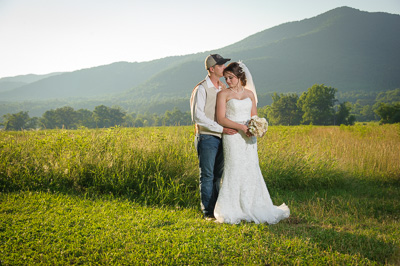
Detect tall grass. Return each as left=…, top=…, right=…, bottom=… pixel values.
left=1, top=124, right=399, bottom=205
left=258, top=124, right=400, bottom=190
left=1, top=126, right=198, bottom=206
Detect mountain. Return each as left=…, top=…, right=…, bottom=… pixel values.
left=116, top=6, right=400, bottom=108
left=0, top=73, right=62, bottom=93
left=0, top=60, right=184, bottom=101
left=223, top=6, right=400, bottom=93
left=1, top=6, right=399, bottom=116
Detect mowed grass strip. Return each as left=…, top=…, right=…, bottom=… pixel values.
left=1, top=191, right=393, bottom=265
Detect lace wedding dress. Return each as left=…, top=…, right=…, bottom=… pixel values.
left=214, top=98, right=290, bottom=224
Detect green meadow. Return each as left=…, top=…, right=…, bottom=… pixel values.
left=1, top=124, right=399, bottom=265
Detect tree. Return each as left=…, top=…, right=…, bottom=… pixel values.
left=3, top=111, right=36, bottom=130
left=93, top=105, right=125, bottom=128
left=93, top=105, right=110, bottom=128
left=26, top=117, right=39, bottom=129
left=40, top=109, right=58, bottom=129
left=76, top=109, right=95, bottom=128
left=161, top=107, right=191, bottom=126
left=257, top=105, right=270, bottom=125
left=109, top=106, right=126, bottom=126
left=298, top=84, right=337, bottom=125
left=268, top=93, right=302, bottom=125
left=152, top=114, right=163, bottom=127
left=375, top=102, right=400, bottom=124
left=134, top=118, right=144, bottom=127
left=375, top=88, right=400, bottom=104
left=335, top=102, right=356, bottom=125
left=351, top=102, right=378, bottom=122
left=123, top=113, right=136, bottom=127
left=54, top=106, right=77, bottom=129
left=40, top=107, right=77, bottom=129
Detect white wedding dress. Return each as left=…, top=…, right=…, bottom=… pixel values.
left=214, top=98, right=290, bottom=224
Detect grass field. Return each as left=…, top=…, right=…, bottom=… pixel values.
left=1, top=124, right=399, bottom=265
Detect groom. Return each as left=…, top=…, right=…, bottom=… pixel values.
left=190, top=54, right=237, bottom=219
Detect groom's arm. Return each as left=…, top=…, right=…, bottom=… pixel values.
left=193, top=85, right=224, bottom=133
left=222, top=127, right=238, bottom=135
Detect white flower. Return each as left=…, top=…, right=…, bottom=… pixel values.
left=248, top=115, right=268, bottom=137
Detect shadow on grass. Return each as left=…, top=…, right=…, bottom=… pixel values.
left=266, top=169, right=400, bottom=264
left=274, top=217, right=399, bottom=264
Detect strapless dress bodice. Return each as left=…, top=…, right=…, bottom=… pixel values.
left=225, top=97, right=252, bottom=123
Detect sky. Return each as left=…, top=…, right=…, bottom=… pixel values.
left=1, top=0, right=400, bottom=79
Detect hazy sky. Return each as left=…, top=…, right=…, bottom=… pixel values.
left=1, top=0, right=399, bottom=78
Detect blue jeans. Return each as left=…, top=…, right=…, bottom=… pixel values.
left=197, top=134, right=224, bottom=217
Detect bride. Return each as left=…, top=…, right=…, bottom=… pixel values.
left=214, top=61, right=290, bottom=224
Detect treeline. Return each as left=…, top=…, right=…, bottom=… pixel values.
left=259, top=85, right=400, bottom=126
left=259, top=84, right=355, bottom=126
left=349, top=89, right=400, bottom=123
left=1, top=105, right=191, bottom=130
left=2, top=85, right=399, bottom=130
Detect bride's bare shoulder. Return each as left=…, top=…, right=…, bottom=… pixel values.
left=218, top=88, right=230, bottom=97
left=245, top=89, right=255, bottom=99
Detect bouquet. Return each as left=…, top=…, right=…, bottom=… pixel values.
left=247, top=115, right=268, bottom=137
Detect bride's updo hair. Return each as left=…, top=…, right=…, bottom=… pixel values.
left=223, top=62, right=247, bottom=86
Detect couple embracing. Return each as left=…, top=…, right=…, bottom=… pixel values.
left=190, top=54, right=290, bottom=224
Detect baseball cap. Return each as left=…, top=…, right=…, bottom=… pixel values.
left=205, top=54, right=231, bottom=70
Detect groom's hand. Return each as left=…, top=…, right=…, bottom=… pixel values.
left=223, top=127, right=238, bottom=135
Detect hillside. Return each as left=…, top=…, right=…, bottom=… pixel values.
left=118, top=6, right=400, bottom=109
left=0, top=73, right=62, bottom=93
left=0, top=6, right=399, bottom=115
left=0, top=60, right=184, bottom=101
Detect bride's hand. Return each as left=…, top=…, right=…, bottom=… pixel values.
left=241, top=125, right=252, bottom=137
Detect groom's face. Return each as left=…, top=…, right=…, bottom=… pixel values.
left=211, top=64, right=226, bottom=78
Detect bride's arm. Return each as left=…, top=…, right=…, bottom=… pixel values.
left=249, top=90, right=258, bottom=117
left=216, top=92, right=248, bottom=133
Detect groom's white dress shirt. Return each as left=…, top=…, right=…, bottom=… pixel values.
left=192, top=76, right=223, bottom=134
